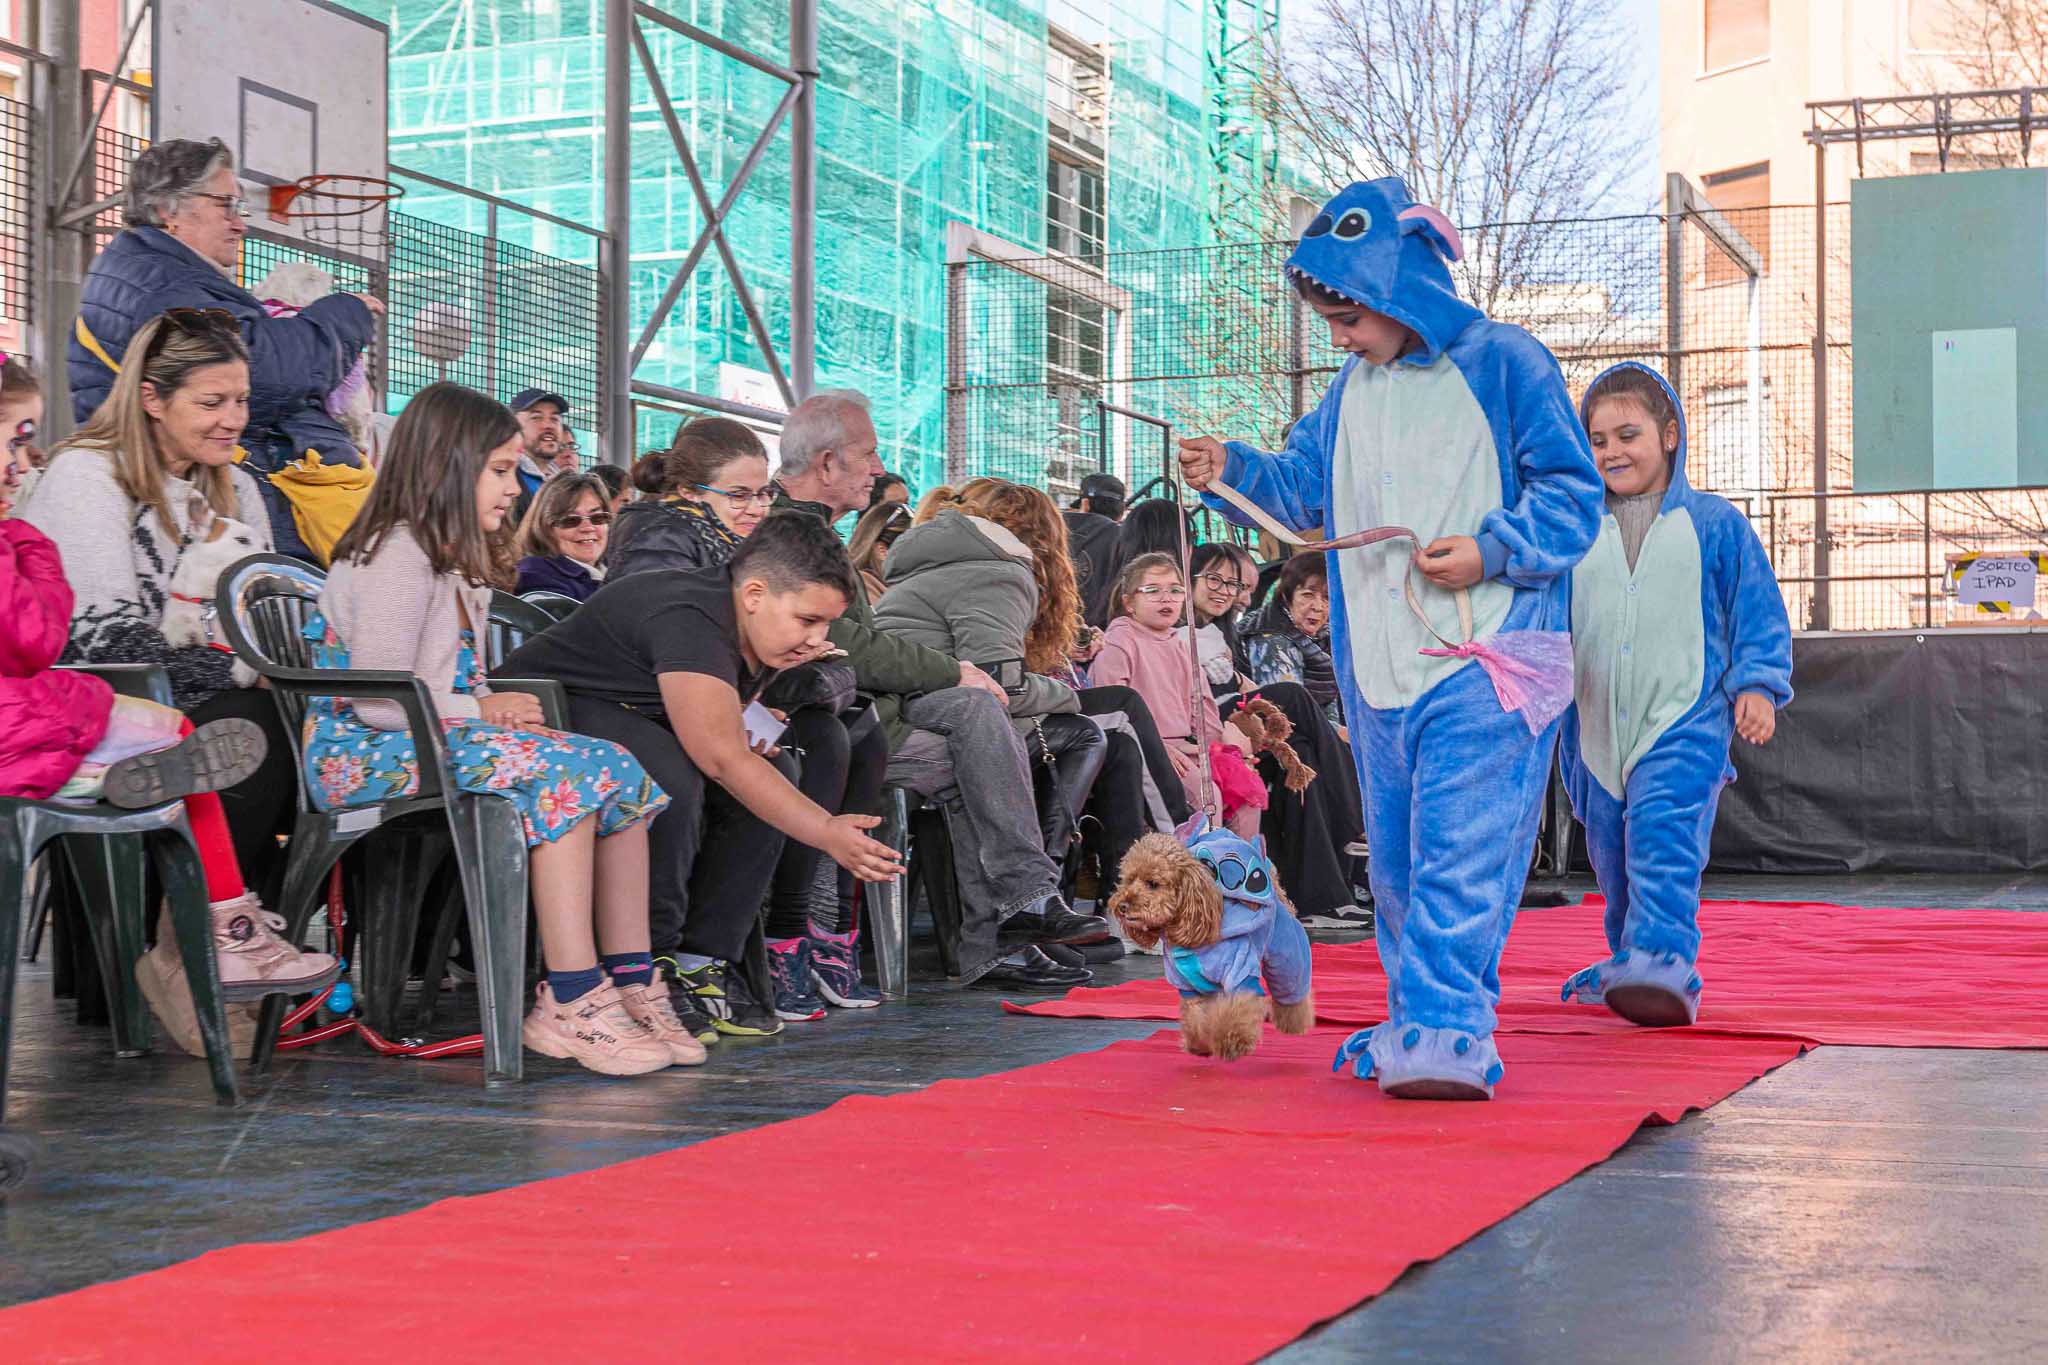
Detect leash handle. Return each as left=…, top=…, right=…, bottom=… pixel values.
left=1207, top=476, right=1475, bottom=647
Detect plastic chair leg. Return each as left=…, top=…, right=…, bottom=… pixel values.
left=61, top=833, right=152, bottom=1057
left=449, top=795, right=528, bottom=1087
left=871, top=789, right=911, bottom=1000
left=355, top=826, right=437, bottom=1040
left=912, top=808, right=964, bottom=978
left=0, top=817, right=29, bottom=1126
left=252, top=816, right=361, bottom=1074
left=151, top=822, right=238, bottom=1107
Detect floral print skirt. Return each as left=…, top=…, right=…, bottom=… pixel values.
left=298, top=614, right=667, bottom=847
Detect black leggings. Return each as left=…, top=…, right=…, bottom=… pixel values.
left=1226, top=681, right=1364, bottom=916
left=1077, top=684, right=1192, bottom=825
left=185, top=686, right=296, bottom=902
left=763, top=705, right=889, bottom=939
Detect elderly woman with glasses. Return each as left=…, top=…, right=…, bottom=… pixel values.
left=69, top=137, right=383, bottom=562
left=512, top=472, right=615, bottom=601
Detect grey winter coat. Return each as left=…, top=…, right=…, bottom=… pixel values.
left=874, top=510, right=1079, bottom=721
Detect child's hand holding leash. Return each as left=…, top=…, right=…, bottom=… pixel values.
left=1177, top=436, right=1227, bottom=491
left=1734, top=692, right=1776, bottom=745
left=1417, top=536, right=1483, bottom=590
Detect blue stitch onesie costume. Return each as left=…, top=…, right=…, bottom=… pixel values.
left=1558, top=363, right=1793, bottom=1026
left=1200, top=178, right=1603, bottom=1099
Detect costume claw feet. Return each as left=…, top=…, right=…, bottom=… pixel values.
left=1331, top=1021, right=1501, bottom=1100
left=1560, top=947, right=1702, bottom=1028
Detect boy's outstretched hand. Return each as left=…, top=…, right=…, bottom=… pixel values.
left=1178, top=436, right=1226, bottom=491
left=1734, top=692, right=1776, bottom=745
left=1417, top=536, right=1483, bottom=589
left=822, top=812, right=905, bottom=882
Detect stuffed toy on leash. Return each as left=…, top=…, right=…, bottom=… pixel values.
left=1108, top=819, right=1315, bottom=1060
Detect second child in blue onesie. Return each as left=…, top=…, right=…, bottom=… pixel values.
left=1557, top=363, right=1792, bottom=1026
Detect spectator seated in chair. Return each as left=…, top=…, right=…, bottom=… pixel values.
left=512, top=471, right=612, bottom=602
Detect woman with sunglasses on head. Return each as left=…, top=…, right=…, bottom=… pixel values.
left=69, top=138, right=382, bottom=563
left=512, top=472, right=613, bottom=602
left=23, top=311, right=347, bottom=1041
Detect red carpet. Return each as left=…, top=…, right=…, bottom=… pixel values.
left=0, top=1027, right=1800, bottom=1363
left=1011, top=899, right=2048, bottom=1049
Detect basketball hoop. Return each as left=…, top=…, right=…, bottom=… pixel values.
left=267, top=173, right=406, bottom=223
left=263, top=173, right=404, bottom=262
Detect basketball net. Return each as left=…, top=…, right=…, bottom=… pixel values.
left=266, top=174, right=405, bottom=261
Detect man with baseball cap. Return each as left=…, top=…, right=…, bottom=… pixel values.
left=1065, top=471, right=1127, bottom=627
left=508, top=387, right=570, bottom=521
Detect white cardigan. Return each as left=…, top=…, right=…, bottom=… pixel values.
left=320, top=523, right=495, bottom=731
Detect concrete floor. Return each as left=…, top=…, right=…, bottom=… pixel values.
left=3, top=873, right=2045, bottom=1362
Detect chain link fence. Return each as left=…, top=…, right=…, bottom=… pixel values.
left=948, top=203, right=2048, bottom=632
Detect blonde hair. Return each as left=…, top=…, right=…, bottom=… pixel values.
left=1111, top=551, right=1183, bottom=620
left=62, top=312, right=248, bottom=539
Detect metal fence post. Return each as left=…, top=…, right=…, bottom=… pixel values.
left=32, top=0, right=84, bottom=444
left=789, top=0, right=818, bottom=400
left=1923, top=490, right=1934, bottom=629
left=1810, top=144, right=1832, bottom=631
left=1663, top=172, right=1685, bottom=399
left=482, top=200, right=499, bottom=401
left=601, top=0, right=632, bottom=465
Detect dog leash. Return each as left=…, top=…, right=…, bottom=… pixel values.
left=1206, top=476, right=1475, bottom=647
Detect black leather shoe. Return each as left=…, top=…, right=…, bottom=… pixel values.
left=973, top=946, right=1092, bottom=990
left=1001, top=895, right=1114, bottom=946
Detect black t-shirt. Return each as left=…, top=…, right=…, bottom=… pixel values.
left=501, top=566, right=769, bottom=708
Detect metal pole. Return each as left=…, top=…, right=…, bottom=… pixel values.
left=602, top=0, right=633, bottom=466
left=1664, top=172, right=1685, bottom=400
left=1922, top=491, right=1933, bottom=629
left=482, top=201, right=499, bottom=401
left=33, top=0, right=84, bottom=445
left=1810, top=142, right=1831, bottom=631
left=944, top=257, right=967, bottom=482
left=789, top=0, right=818, bottom=399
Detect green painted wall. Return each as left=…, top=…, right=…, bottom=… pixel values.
left=1851, top=168, right=2048, bottom=492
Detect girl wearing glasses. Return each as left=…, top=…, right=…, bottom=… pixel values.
left=512, top=472, right=613, bottom=602
left=607, top=417, right=773, bottom=578
left=1092, top=553, right=1223, bottom=809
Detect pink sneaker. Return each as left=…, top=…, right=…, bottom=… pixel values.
left=521, top=981, right=672, bottom=1076
left=618, top=979, right=709, bottom=1066
left=210, top=894, right=342, bottom=1002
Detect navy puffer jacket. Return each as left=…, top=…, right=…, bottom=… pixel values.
left=71, top=226, right=374, bottom=471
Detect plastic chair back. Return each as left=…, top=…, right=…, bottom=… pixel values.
left=216, top=554, right=326, bottom=727
left=518, top=591, right=581, bottom=622
left=483, top=592, right=558, bottom=672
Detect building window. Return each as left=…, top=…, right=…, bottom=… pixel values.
left=1704, top=0, right=1769, bottom=71
left=1046, top=156, right=1105, bottom=260
left=1702, top=162, right=1770, bottom=285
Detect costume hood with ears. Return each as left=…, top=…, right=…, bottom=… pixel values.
left=1580, top=361, right=1692, bottom=517
left=1286, top=177, right=1484, bottom=365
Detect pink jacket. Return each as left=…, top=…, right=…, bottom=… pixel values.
left=0, top=520, right=113, bottom=799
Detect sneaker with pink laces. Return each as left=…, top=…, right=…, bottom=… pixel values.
left=522, top=981, right=672, bottom=1076
left=618, top=980, right=709, bottom=1066
left=210, top=894, right=342, bottom=1002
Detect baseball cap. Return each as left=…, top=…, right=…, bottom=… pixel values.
left=1079, top=472, right=1127, bottom=502
left=508, top=388, right=570, bottom=415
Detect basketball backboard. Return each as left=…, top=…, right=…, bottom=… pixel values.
left=153, top=0, right=389, bottom=263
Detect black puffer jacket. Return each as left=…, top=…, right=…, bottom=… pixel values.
left=608, top=497, right=740, bottom=577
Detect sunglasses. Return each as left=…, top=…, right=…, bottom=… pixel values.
left=551, top=511, right=613, bottom=530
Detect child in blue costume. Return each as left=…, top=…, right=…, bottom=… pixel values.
left=1180, top=178, right=1603, bottom=1100
left=1557, top=363, right=1792, bottom=1026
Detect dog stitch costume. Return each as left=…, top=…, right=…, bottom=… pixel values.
left=1557, top=363, right=1793, bottom=1026
left=1201, top=177, right=1603, bottom=1098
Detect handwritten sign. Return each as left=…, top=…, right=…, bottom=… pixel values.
left=1958, top=556, right=2038, bottom=608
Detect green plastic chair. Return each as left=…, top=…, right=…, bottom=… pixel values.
left=215, top=555, right=537, bottom=1087
left=2, top=665, right=242, bottom=1191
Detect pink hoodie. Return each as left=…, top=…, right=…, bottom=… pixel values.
left=0, top=521, right=114, bottom=798
left=1090, top=615, right=1221, bottom=746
